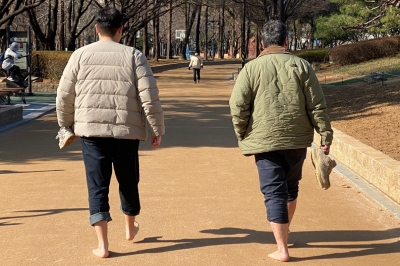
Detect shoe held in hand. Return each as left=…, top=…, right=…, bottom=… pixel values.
left=311, top=147, right=337, bottom=190
left=56, top=127, right=76, bottom=149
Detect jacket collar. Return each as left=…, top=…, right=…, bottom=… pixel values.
left=258, top=45, right=291, bottom=58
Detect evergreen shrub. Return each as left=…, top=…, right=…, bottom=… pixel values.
left=330, top=36, right=400, bottom=66
left=293, top=48, right=330, bottom=63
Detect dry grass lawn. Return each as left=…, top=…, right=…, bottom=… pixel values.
left=316, top=61, right=400, bottom=161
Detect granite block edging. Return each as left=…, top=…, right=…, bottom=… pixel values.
left=0, top=82, right=58, bottom=92
left=313, top=127, right=400, bottom=205
left=0, top=105, right=23, bottom=127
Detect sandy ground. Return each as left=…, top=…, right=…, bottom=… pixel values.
left=0, top=63, right=400, bottom=265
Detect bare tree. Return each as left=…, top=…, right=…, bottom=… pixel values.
left=117, top=0, right=181, bottom=46
left=59, top=0, right=66, bottom=51
left=0, top=0, right=44, bottom=28
left=0, top=0, right=45, bottom=46
left=166, top=0, right=173, bottom=59
left=195, top=3, right=202, bottom=54
left=181, top=2, right=200, bottom=59
left=217, top=0, right=225, bottom=59
left=27, top=0, right=59, bottom=50
left=66, top=0, right=96, bottom=51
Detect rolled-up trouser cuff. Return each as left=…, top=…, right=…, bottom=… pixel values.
left=120, top=206, right=140, bottom=216
left=90, top=212, right=112, bottom=226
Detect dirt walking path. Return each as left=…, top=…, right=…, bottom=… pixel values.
left=0, top=63, right=399, bottom=266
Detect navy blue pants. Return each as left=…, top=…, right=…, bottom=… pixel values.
left=255, top=148, right=307, bottom=224
left=81, top=137, right=141, bottom=226
left=193, top=68, right=200, bottom=82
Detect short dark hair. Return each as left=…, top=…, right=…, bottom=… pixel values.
left=96, top=7, right=123, bottom=37
left=261, top=20, right=287, bottom=47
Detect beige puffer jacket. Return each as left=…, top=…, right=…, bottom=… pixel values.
left=56, top=40, right=164, bottom=140
left=189, top=55, right=203, bottom=69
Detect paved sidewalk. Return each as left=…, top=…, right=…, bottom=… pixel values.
left=0, top=102, right=55, bottom=132
left=0, top=63, right=400, bottom=266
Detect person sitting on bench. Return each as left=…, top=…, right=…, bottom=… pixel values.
left=2, top=42, right=27, bottom=86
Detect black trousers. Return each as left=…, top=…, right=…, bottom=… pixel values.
left=255, top=148, right=307, bottom=224
left=193, top=68, right=200, bottom=82
left=9, top=65, right=23, bottom=80
left=81, top=137, right=141, bottom=226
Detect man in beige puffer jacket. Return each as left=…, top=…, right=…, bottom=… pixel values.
left=229, top=20, right=333, bottom=262
left=56, top=7, right=164, bottom=258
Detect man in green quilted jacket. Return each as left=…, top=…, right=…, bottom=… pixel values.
left=229, top=20, right=333, bottom=262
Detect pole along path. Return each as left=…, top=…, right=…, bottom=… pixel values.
left=0, top=62, right=399, bottom=266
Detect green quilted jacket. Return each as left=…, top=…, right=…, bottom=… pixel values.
left=229, top=46, right=333, bottom=155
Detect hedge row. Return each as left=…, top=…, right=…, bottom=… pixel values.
left=32, top=51, right=72, bottom=81
left=32, top=48, right=331, bottom=81
left=330, top=36, right=400, bottom=66
left=29, top=37, right=399, bottom=81
left=293, top=48, right=330, bottom=63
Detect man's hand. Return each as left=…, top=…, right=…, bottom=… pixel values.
left=321, top=145, right=330, bottom=155
left=201, top=65, right=203, bottom=69
left=151, top=135, right=162, bottom=148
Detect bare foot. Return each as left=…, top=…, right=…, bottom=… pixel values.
left=268, top=250, right=290, bottom=262
left=92, top=247, right=109, bottom=258
left=126, top=221, right=139, bottom=241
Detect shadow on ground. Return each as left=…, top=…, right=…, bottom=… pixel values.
left=323, top=80, right=400, bottom=121
left=0, top=95, right=238, bottom=164
left=108, top=227, right=400, bottom=261
left=0, top=208, right=88, bottom=226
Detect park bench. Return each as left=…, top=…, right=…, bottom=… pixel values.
left=0, top=88, right=26, bottom=105
left=364, top=72, right=387, bottom=84
left=0, top=90, right=8, bottom=104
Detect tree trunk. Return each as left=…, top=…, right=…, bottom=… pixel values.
left=195, top=4, right=201, bottom=54
left=60, top=0, right=65, bottom=51
left=255, top=26, right=260, bottom=57
left=65, top=0, right=95, bottom=51
left=166, top=0, right=172, bottom=59
left=153, top=17, right=160, bottom=60
left=246, top=20, right=251, bottom=57
left=241, top=0, right=246, bottom=66
left=180, top=4, right=199, bottom=60
left=27, top=0, right=58, bottom=50
left=293, top=20, right=297, bottom=51
left=218, top=2, right=225, bottom=59
left=273, top=0, right=278, bottom=19
left=204, top=6, right=208, bottom=60
left=229, top=20, right=235, bottom=58
left=143, top=24, right=148, bottom=57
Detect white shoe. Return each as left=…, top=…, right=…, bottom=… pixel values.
left=56, top=127, right=76, bottom=149
left=7, top=77, right=14, bottom=81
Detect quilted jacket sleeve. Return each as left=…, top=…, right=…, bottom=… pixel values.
left=56, top=51, right=79, bottom=128
left=134, top=49, right=165, bottom=136
left=229, top=67, right=252, bottom=140
left=303, top=63, right=333, bottom=145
